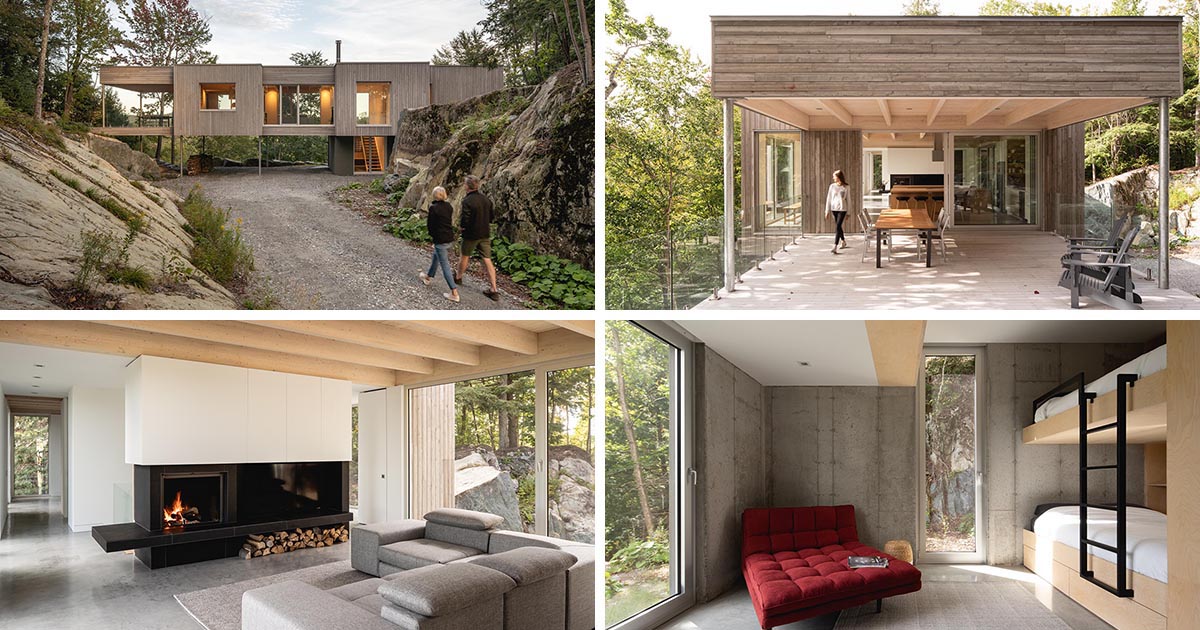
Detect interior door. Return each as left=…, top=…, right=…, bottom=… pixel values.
left=919, top=347, right=986, bottom=564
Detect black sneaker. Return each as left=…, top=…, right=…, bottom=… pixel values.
left=484, top=290, right=500, bottom=302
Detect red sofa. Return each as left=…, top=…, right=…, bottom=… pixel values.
left=742, top=506, right=921, bottom=629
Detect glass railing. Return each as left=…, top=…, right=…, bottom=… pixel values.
left=605, top=217, right=724, bottom=310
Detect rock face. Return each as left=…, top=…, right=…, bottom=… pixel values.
left=454, top=444, right=594, bottom=544
left=393, top=63, right=594, bottom=268
left=0, top=125, right=238, bottom=308
left=86, top=134, right=164, bottom=181
left=1085, top=165, right=1200, bottom=241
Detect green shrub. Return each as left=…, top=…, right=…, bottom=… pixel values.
left=84, top=187, right=145, bottom=232
left=178, top=186, right=255, bottom=287
left=368, top=177, right=386, bottom=194
left=1169, top=183, right=1200, bottom=211
left=74, top=230, right=116, bottom=289
left=336, top=182, right=364, bottom=191
left=58, top=119, right=91, bottom=138
left=0, top=96, right=65, bottom=150
left=379, top=208, right=431, bottom=242
left=608, top=530, right=670, bottom=574
left=107, top=265, right=153, bottom=290
left=49, top=169, right=83, bottom=192
left=493, top=238, right=594, bottom=308
left=387, top=190, right=406, bottom=206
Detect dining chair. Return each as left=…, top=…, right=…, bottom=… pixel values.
left=919, top=207, right=951, bottom=263
left=859, top=207, right=892, bottom=263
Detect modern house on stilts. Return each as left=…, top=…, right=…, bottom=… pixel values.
left=95, top=42, right=503, bottom=175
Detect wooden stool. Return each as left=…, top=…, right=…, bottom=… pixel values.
left=884, top=539, right=913, bottom=563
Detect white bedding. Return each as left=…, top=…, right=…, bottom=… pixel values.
left=1033, top=344, right=1167, bottom=423
left=1032, top=505, right=1168, bottom=583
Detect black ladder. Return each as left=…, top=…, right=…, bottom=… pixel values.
left=1079, top=373, right=1137, bottom=598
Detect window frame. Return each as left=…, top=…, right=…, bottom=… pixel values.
left=199, top=83, right=237, bottom=112
left=355, top=82, right=391, bottom=126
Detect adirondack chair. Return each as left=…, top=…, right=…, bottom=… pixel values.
left=1065, top=213, right=1129, bottom=260
left=1059, top=221, right=1143, bottom=310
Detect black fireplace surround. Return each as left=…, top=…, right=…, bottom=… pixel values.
left=93, top=462, right=350, bottom=569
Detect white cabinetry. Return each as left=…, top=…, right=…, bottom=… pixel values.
left=356, top=386, right=408, bottom=522
left=125, top=356, right=352, bottom=465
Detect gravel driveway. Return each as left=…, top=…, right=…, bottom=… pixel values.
left=162, top=167, right=522, bottom=310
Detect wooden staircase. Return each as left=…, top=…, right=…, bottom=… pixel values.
left=354, top=136, right=383, bottom=173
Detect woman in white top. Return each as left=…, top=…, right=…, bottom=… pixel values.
left=824, top=170, right=851, bottom=254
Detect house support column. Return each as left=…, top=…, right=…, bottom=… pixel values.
left=258, top=136, right=263, bottom=176
left=723, top=98, right=735, bottom=294
left=1159, top=96, right=1170, bottom=289
left=180, top=137, right=185, bottom=176
left=100, top=87, right=105, bottom=127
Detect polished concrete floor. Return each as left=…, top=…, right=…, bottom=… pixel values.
left=656, top=565, right=1114, bottom=630
left=0, top=497, right=348, bottom=629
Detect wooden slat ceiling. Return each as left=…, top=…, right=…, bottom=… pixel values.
left=5, top=395, right=64, bottom=416
left=738, top=96, right=1152, bottom=132
left=0, top=321, right=594, bottom=388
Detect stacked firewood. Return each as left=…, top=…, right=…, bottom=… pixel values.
left=240, top=524, right=349, bottom=559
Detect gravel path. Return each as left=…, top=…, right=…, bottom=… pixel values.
left=162, top=167, right=522, bottom=310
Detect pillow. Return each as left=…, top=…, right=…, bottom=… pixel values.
left=378, top=564, right=513, bottom=616
left=423, top=508, right=504, bottom=531
left=467, top=547, right=576, bottom=584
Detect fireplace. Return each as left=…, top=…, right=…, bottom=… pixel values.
left=161, top=472, right=225, bottom=528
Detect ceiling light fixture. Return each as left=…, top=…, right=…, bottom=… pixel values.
left=35, top=364, right=44, bottom=368
left=797, top=361, right=811, bottom=367
left=33, top=375, right=41, bottom=379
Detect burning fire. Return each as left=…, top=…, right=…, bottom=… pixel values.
left=163, top=491, right=201, bottom=528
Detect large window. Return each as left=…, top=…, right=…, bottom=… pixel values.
left=606, top=322, right=691, bottom=628
left=756, top=132, right=803, bottom=227
left=952, top=134, right=1039, bottom=226
left=200, top=83, right=236, bottom=110
left=12, top=415, right=50, bottom=497
left=356, top=82, right=390, bottom=124
left=264, top=84, right=333, bottom=125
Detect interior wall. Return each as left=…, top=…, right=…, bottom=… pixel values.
left=1, top=384, right=8, bottom=538
left=695, top=345, right=769, bottom=603
left=767, top=386, right=918, bottom=550
left=67, top=387, right=131, bottom=532
left=48, top=413, right=64, bottom=497
left=882, top=148, right=941, bottom=183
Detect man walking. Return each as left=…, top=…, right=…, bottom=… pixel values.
left=455, top=175, right=500, bottom=301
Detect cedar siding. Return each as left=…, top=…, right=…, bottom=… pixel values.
left=333, top=62, right=431, bottom=137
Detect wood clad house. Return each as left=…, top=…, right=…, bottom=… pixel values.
left=713, top=16, right=1184, bottom=292
left=96, top=61, right=504, bottom=175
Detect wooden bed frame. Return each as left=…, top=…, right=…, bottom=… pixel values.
left=1023, top=529, right=1166, bottom=630
left=1021, top=368, right=1167, bottom=445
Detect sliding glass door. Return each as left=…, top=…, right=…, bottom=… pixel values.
left=605, top=321, right=693, bottom=629
left=951, top=134, right=1039, bottom=227
left=920, top=348, right=986, bottom=564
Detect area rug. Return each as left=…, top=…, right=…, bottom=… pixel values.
left=834, top=582, right=1072, bottom=629
left=175, top=560, right=369, bottom=630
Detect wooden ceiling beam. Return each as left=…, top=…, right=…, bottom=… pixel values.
left=251, top=321, right=480, bottom=366
left=735, top=99, right=809, bottom=129
left=396, top=329, right=594, bottom=387
left=876, top=99, right=892, bottom=126
left=926, top=98, right=946, bottom=126
left=552, top=321, right=595, bottom=338
left=0, top=321, right=399, bottom=386
left=1005, top=98, right=1070, bottom=127
left=392, top=321, right=539, bottom=355
left=965, top=99, right=1008, bottom=126
left=5, top=395, right=63, bottom=415
left=817, top=99, right=854, bottom=126
left=97, top=320, right=434, bottom=374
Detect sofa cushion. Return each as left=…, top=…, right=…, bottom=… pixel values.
left=467, top=547, right=576, bottom=585
left=379, top=538, right=482, bottom=570
left=378, top=563, right=515, bottom=617
left=742, top=506, right=859, bottom=558
left=424, top=508, right=504, bottom=531
left=426, top=521, right=490, bottom=552
left=328, top=578, right=387, bottom=602
left=349, top=593, right=386, bottom=616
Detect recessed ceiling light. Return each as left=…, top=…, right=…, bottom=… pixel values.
left=797, top=361, right=811, bottom=367
left=33, top=375, right=41, bottom=379
left=32, top=384, right=39, bottom=388
left=35, top=364, right=44, bottom=368
left=815, top=107, right=823, bottom=110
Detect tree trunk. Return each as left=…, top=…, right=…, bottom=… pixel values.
left=33, top=0, right=53, bottom=120
left=559, top=0, right=586, bottom=84
left=610, top=326, right=656, bottom=536
left=575, top=0, right=593, bottom=82
left=63, top=71, right=78, bottom=121
left=585, top=380, right=593, bottom=456
left=499, top=374, right=514, bottom=449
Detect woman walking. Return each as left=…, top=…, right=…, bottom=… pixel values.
left=824, top=169, right=851, bottom=254
left=419, top=186, right=461, bottom=303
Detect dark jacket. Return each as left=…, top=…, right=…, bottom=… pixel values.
left=460, top=190, right=494, bottom=240
left=427, top=200, right=456, bottom=244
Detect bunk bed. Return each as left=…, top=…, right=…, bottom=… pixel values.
left=1020, top=344, right=1168, bottom=630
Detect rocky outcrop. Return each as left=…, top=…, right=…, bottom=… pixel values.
left=1086, top=165, right=1200, bottom=244
left=454, top=444, right=594, bottom=544
left=0, top=124, right=238, bottom=308
left=393, top=63, right=594, bottom=267
left=86, top=134, right=165, bottom=181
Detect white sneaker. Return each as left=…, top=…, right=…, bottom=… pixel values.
left=444, top=292, right=460, bottom=303
left=419, top=272, right=431, bottom=286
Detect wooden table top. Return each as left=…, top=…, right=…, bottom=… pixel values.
left=876, top=208, right=937, bottom=230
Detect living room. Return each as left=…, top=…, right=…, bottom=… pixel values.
left=0, top=320, right=595, bottom=630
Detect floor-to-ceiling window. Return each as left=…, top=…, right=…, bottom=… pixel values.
left=952, top=134, right=1039, bottom=227
left=921, top=349, right=986, bottom=563
left=263, top=85, right=333, bottom=125
left=11, top=415, right=50, bottom=497
left=756, top=132, right=803, bottom=228
left=606, top=321, right=693, bottom=629
left=355, top=82, right=390, bottom=125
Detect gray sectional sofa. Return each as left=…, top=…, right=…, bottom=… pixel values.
left=241, top=508, right=595, bottom=630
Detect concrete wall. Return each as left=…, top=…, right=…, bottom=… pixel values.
left=1, top=384, right=7, bottom=538
left=695, top=346, right=769, bottom=602
left=768, top=387, right=918, bottom=550
left=985, top=342, right=1152, bottom=565
left=67, top=387, right=131, bottom=532
left=48, top=413, right=64, bottom=498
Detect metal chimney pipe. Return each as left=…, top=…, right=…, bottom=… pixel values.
left=336, top=40, right=342, bottom=63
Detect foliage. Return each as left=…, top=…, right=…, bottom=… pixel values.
left=56, top=0, right=120, bottom=121
left=72, top=223, right=151, bottom=292
left=608, top=529, right=669, bottom=573
left=350, top=406, right=359, bottom=508
left=493, top=238, right=594, bottom=308
left=178, top=185, right=255, bottom=287
left=979, top=0, right=1072, bottom=14
left=0, top=96, right=65, bottom=150
left=368, top=176, right=386, bottom=194
left=605, top=0, right=731, bottom=309
left=111, top=0, right=215, bottom=66
left=74, top=229, right=115, bottom=289
left=432, top=29, right=501, bottom=67
left=1170, top=182, right=1200, bottom=211
left=85, top=186, right=145, bottom=231
left=386, top=189, right=407, bottom=206
left=336, top=182, right=364, bottom=191
left=107, top=263, right=153, bottom=289
left=289, top=50, right=328, bottom=66
left=378, top=207, right=431, bottom=242
left=11, top=415, right=49, bottom=496
left=903, top=0, right=941, bottom=15
left=924, top=355, right=977, bottom=549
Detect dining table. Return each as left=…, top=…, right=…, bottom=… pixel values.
left=875, top=208, right=938, bottom=268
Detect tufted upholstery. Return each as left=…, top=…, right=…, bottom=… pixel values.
left=742, top=506, right=921, bottom=629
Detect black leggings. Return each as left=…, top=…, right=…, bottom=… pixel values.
left=833, top=211, right=848, bottom=244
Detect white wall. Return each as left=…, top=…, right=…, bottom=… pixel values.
left=48, top=414, right=64, bottom=498
left=67, top=387, right=131, bottom=532
left=1, top=383, right=7, bottom=539
left=882, top=147, right=942, bottom=184
left=356, top=385, right=410, bottom=524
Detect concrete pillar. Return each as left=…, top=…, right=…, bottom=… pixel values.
left=723, top=99, right=736, bottom=294
left=258, top=136, right=262, bottom=176
left=1159, top=97, right=1170, bottom=289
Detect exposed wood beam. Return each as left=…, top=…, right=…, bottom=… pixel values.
left=926, top=98, right=946, bottom=126
left=5, top=395, right=63, bottom=415
left=965, top=99, right=1008, bottom=126
left=1041, top=98, right=1151, bottom=131
left=865, top=321, right=927, bottom=387
left=817, top=99, right=854, bottom=126
left=552, top=321, right=595, bottom=338
left=97, top=320, right=434, bottom=374
left=397, top=329, right=593, bottom=387
left=919, top=132, right=927, bottom=139
left=392, top=321, right=539, bottom=355
left=252, top=321, right=480, bottom=366
left=0, top=321, right=398, bottom=386
left=890, top=132, right=897, bottom=140
left=876, top=99, right=892, bottom=126
left=1004, top=99, right=1070, bottom=127
left=735, top=99, right=809, bottom=129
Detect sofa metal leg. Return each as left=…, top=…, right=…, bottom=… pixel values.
left=875, top=599, right=882, bottom=614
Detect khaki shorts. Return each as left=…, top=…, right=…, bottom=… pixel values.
left=461, top=238, right=492, bottom=259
